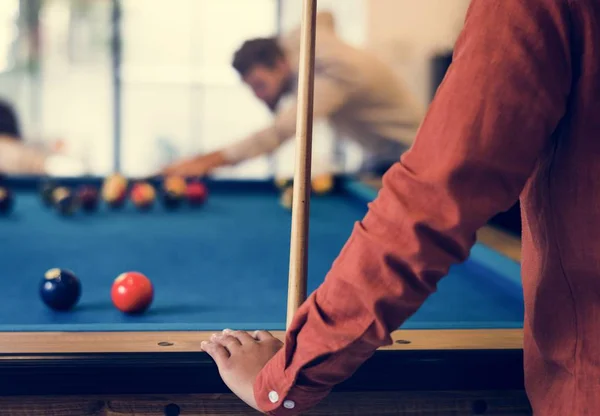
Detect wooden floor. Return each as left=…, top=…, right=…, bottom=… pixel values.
left=0, top=392, right=533, bottom=415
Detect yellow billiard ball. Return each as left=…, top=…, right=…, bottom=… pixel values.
left=280, top=186, right=294, bottom=210
left=311, top=174, right=334, bottom=195
left=164, top=175, right=187, bottom=196
left=102, top=174, right=128, bottom=207
left=274, top=177, right=293, bottom=190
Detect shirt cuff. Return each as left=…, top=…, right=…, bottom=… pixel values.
left=254, top=349, right=331, bottom=415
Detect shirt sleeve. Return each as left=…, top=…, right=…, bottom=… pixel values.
left=253, top=0, right=573, bottom=414
left=221, top=75, right=348, bottom=164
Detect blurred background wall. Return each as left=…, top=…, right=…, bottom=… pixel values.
left=0, top=0, right=471, bottom=178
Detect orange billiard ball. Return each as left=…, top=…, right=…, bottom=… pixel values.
left=311, top=174, right=334, bottom=195
left=111, top=271, right=154, bottom=314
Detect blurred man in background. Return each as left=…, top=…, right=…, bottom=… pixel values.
left=164, top=11, right=424, bottom=178
left=0, top=98, right=85, bottom=175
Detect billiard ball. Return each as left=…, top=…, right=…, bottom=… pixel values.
left=274, top=177, right=293, bottom=190
left=78, top=185, right=99, bottom=212
left=131, top=182, right=156, bottom=210
left=40, top=181, right=57, bottom=207
left=52, top=186, right=78, bottom=216
left=111, top=271, right=153, bottom=314
left=102, top=173, right=128, bottom=209
left=162, top=190, right=183, bottom=210
left=311, top=174, right=334, bottom=195
left=280, top=186, right=294, bottom=210
left=186, top=182, right=207, bottom=206
left=40, top=268, right=81, bottom=311
left=0, top=186, right=13, bottom=214
left=163, top=175, right=187, bottom=195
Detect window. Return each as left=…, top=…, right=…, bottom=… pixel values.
left=120, top=0, right=278, bottom=178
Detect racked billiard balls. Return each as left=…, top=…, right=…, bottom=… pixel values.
left=0, top=186, right=13, bottom=214
left=52, top=186, right=78, bottom=216
left=131, top=182, right=156, bottom=211
left=78, top=185, right=99, bottom=212
left=111, top=271, right=153, bottom=314
left=186, top=181, right=207, bottom=206
left=40, top=268, right=81, bottom=311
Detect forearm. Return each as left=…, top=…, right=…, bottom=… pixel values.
left=222, top=126, right=286, bottom=164
left=0, top=136, right=47, bottom=174
left=223, top=78, right=348, bottom=165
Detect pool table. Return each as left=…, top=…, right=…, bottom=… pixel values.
left=0, top=176, right=530, bottom=415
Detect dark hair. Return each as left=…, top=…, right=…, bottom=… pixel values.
left=0, top=100, right=20, bottom=139
left=232, top=37, right=284, bottom=76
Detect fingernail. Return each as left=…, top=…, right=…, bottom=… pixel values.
left=200, top=341, right=208, bottom=350
left=223, top=328, right=232, bottom=334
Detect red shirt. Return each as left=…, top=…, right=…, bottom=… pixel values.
left=254, top=0, right=600, bottom=414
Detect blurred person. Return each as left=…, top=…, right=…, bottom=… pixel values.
left=163, top=11, right=424, bottom=178
left=0, top=99, right=85, bottom=176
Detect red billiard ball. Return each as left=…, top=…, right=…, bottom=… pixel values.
left=40, top=268, right=81, bottom=311
left=78, top=185, right=99, bottom=212
left=111, top=271, right=153, bottom=314
left=186, top=182, right=207, bottom=206
left=130, top=182, right=156, bottom=211
left=0, top=186, right=13, bottom=214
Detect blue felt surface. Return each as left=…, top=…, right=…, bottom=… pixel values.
left=0, top=181, right=523, bottom=331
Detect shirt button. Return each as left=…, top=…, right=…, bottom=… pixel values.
left=268, top=391, right=279, bottom=403
left=283, top=400, right=296, bottom=409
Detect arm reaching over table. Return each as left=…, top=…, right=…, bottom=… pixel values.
left=0, top=137, right=87, bottom=176
left=201, top=0, right=573, bottom=413
left=162, top=75, right=347, bottom=177
left=0, top=136, right=47, bottom=174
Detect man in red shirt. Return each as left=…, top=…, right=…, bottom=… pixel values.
left=200, top=0, right=600, bottom=414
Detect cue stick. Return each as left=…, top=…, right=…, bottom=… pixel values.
left=286, top=0, right=317, bottom=329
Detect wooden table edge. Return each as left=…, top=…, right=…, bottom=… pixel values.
left=0, top=328, right=523, bottom=354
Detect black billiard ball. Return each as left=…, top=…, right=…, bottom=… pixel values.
left=40, top=181, right=57, bottom=207
left=78, top=185, right=99, bottom=212
left=162, top=190, right=183, bottom=210
left=0, top=186, right=13, bottom=214
left=52, top=186, right=78, bottom=216
left=40, top=268, right=81, bottom=311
